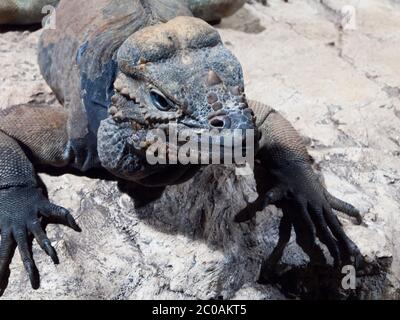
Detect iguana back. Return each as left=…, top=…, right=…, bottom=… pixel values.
left=38, top=0, right=192, bottom=139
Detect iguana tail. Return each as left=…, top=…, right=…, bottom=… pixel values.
left=0, top=0, right=246, bottom=25
left=188, top=0, right=246, bottom=23
left=0, top=0, right=59, bottom=25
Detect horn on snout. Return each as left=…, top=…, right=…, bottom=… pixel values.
left=206, top=70, right=222, bottom=86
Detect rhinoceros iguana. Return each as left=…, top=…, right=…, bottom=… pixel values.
left=0, top=0, right=363, bottom=296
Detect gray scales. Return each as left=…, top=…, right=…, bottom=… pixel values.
left=0, top=0, right=363, bottom=296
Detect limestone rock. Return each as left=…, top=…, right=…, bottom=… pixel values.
left=1, top=0, right=399, bottom=299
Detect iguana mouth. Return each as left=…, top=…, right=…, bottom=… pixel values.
left=109, top=94, right=251, bottom=151
left=109, top=90, right=145, bottom=130
left=109, top=79, right=257, bottom=158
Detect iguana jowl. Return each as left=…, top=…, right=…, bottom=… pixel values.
left=0, top=0, right=363, bottom=295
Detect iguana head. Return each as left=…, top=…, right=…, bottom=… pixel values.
left=98, top=16, right=256, bottom=180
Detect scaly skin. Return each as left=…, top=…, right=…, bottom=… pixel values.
left=0, top=0, right=363, bottom=296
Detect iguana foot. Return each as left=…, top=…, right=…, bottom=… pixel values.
left=236, top=163, right=364, bottom=272
left=276, top=174, right=363, bottom=268
left=0, top=186, right=81, bottom=296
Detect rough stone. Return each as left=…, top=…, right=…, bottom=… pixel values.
left=0, top=0, right=399, bottom=299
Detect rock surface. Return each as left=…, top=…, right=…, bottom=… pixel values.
left=0, top=0, right=399, bottom=299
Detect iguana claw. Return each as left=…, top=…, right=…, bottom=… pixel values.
left=0, top=186, right=81, bottom=296
left=236, top=163, right=364, bottom=273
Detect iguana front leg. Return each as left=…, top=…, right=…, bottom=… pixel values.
left=0, top=104, right=82, bottom=296
left=237, top=101, right=363, bottom=273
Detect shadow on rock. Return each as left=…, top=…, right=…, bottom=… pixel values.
left=259, top=258, right=392, bottom=300
left=108, top=165, right=392, bottom=299
left=0, top=23, right=41, bottom=33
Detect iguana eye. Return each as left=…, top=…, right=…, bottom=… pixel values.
left=150, top=89, right=173, bottom=111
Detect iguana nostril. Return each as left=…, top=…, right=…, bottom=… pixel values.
left=210, top=118, right=224, bottom=128
left=209, top=116, right=231, bottom=129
